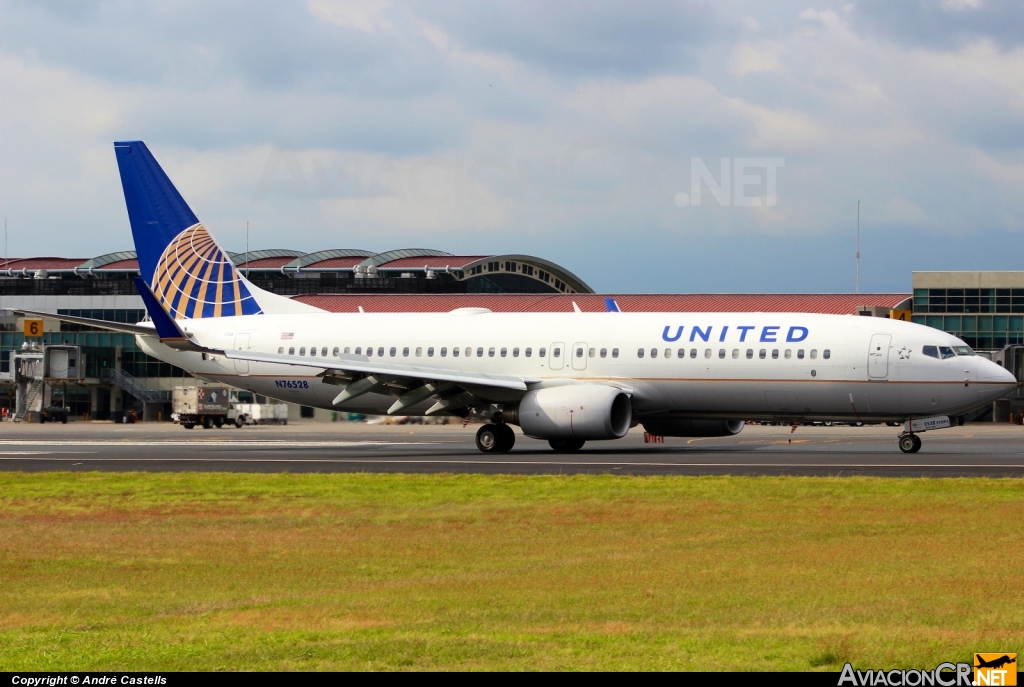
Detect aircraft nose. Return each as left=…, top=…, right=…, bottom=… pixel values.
left=979, top=358, right=1018, bottom=392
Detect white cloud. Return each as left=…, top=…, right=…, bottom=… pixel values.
left=306, top=0, right=394, bottom=32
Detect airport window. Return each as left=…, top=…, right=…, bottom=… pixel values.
left=746, top=349, right=753, bottom=359
left=300, top=347, right=306, bottom=356
left=403, top=347, right=410, bottom=357
left=526, top=347, right=533, bottom=357
left=939, top=346, right=955, bottom=359
left=810, top=349, right=817, bottom=359
left=690, top=349, right=697, bottom=359
left=427, top=347, right=434, bottom=357
left=638, top=348, right=645, bottom=358
left=785, top=349, right=792, bottom=359
left=600, top=348, right=607, bottom=358
left=705, top=348, right=712, bottom=359
left=489, top=347, right=496, bottom=357
left=321, top=347, right=327, bottom=357
left=577, top=347, right=584, bottom=358
left=278, top=347, right=284, bottom=354
left=664, top=348, right=672, bottom=359
left=354, top=347, right=361, bottom=355
left=823, top=349, right=831, bottom=360
left=440, top=347, right=447, bottom=357
left=651, top=348, right=658, bottom=358
left=389, top=347, right=396, bottom=357
left=612, top=348, right=619, bottom=358
left=589, top=348, right=595, bottom=358
left=552, top=347, right=560, bottom=357
left=759, top=349, right=766, bottom=359
left=501, top=347, right=507, bottom=357
left=732, top=349, right=739, bottom=359
left=772, top=349, right=779, bottom=359
left=513, top=347, right=520, bottom=357
left=415, top=347, right=421, bottom=357
left=797, top=349, right=804, bottom=359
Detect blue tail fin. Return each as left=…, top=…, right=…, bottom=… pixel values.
left=604, top=297, right=621, bottom=312
left=114, top=141, right=262, bottom=319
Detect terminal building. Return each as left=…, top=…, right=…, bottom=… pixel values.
left=3, top=249, right=1023, bottom=422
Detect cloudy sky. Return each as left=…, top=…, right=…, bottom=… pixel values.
left=0, top=0, right=1022, bottom=293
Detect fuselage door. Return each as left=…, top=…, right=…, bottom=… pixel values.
left=571, top=342, right=588, bottom=371
left=549, top=342, right=565, bottom=371
left=868, top=333, right=891, bottom=379
left=234, top=333, right=251, bottom=375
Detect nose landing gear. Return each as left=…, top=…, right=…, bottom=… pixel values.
left=476, top=423, right=516, bottom=453
left=898, top=433, right=922, bottom=454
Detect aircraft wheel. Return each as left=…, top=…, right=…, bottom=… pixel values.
left=475, top=424, right=502, bottom=453
left=911, top=435, right=922, bottom=453
left=549, top=438, right=585, bottom=453
left=495, top=424, right=515, bottom=453
left=899, top=434, right=917, bottom=453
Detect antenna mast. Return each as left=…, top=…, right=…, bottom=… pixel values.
left=245, top=220, right=249, bottom=279
left=856, top=200, right=860, bottom=294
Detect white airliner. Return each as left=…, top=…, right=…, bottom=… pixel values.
left=18, top=142, right=1018, bottom=454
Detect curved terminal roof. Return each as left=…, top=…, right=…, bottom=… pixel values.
left=283, top=249, right=374, bottom=272
left=357, top=249, right=453, bottom=268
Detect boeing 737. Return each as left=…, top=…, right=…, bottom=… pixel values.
left=17, top=142, right=1019, bottom=454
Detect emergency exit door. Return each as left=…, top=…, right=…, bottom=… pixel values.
left=234, top=333, right=251, bottom=375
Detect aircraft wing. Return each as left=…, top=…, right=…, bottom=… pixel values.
left=223, top=348, right=539, bottom=415
left=9, top=308, right=156, bottom=335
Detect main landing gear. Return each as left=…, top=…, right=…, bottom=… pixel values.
left=476, top=423, right=515, bottom=453
left=898, top=433, right=922, bottom=454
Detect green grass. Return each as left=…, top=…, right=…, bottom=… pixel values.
left=1, top=472, right=1022, bottom=670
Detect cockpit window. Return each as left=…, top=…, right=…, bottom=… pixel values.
left=953, top=346, right=975, bottom=356
left=939, top=346, right=956, bottom=359
left=922, top=345, right=938, bottom=359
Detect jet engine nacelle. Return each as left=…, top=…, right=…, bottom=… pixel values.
left=509, top=385, right=632, bottom=440
left=641, top=418, right=745, bottom=437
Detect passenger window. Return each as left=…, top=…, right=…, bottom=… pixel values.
left=321, top=347, right=327, bottom=357
left=300, top=347, right=306, bottom=356
left=526, top=347, right=533, bottom=357
left=488, top=347, right=495, bottom=357
left=746, top=349, right=753, bottom=359
left=353, top=347, right=361, bottom=355
left=513, top=347, right=520, bottom=357
left=599, top=348, right=607, bottom=358
left=427, top=347, right=434, bottom=357
left=612, top=348, right=619, bottom=358
left=678, top=348, right=686, bottom=358
left=289, top=347, right=295, bottom=355
left=922, top=346, right=938, bottom=358
left=823, top=349, right=831, bottom=359
left=638, top=348, right=645, bottom=358
left=939, top=346, right=955, bottom=359
left=310, top=347, right=316, bottom=357
left=467, top=347, right=473, bottom=357
left=402, top=347, right=409, bottom=357
left=810, top=349, right=817, bottom=359
left=651, top=348, right=658, bottom=358
left=375, top=347, right=382, bottom=357
left=718, top=349, right=726, bottom=359
left=784, top=349, right=792, bottom=359
left=333, top=347, right=340, bottom=356
left=500, top=347, right=507, bottom=357
left=415, top=347, right=421, bottom=357
left=539, top=348, right=546, bottom=357
left=589, top=348, right=595, bottom=358
left=440, top=347, right=447, bottom=357
left=278, top=347, right=284, bottom=354
left=366, top=347, right=373, bottom=357
left=772, top=349, right=779, bottom=359
left=664, top=348, right=672, bottom=359
left=576, top=347, right=584, bottom=358
left=704, top=349, right=712, bottom=359
left=797, top=349, right=804, bottom=359
left=453, top=348, right=460, bottom=357
left=553, top=347, right=560, bottom=357
left=389, top=347, right=397, bottom=357
left=732, top=349, right=739, bottom=359
left=759, top=349, right=766, bottom=359
left=690, top=349, right=697, bottom=359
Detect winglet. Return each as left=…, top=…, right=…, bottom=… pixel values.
left=572, top=301, right=582, bottom=313
left=605, top=297, right=621, bottom=312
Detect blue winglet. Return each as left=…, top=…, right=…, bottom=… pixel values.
left=134, top=277, right=189, bottom=341
left=604, top=297, right=621, bottom=313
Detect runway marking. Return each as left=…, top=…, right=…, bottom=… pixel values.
left=0, top=440, right=450, bottom=448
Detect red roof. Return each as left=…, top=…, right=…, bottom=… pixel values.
left=292, top=293, right=911, bottom=314
left=378, top=256, right=487, bottom=269
left=303, top=256, right=366, bottom=269
left=234, top=257, right=294, bottom=269
left=98, top=258, right=139, bottom=270
left=0, top=258, right=86, bottom=271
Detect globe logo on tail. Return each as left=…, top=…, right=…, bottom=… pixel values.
left=151, top=224, right=262, bottom=319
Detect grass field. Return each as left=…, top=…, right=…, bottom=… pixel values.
left=1, top=472, right=1022, bottom=671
